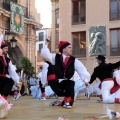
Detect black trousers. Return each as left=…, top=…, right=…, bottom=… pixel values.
left=0, top=76, right=14, bottom=97
left=39, top=81, right=45, bottom=93
left=48, top=80, right=75, bottom=100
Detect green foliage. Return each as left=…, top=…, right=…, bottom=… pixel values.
left=20, top=57, right=35, bottom=76
left=12, top=58, right=17, bottom=66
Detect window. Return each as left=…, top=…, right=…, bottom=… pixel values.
left=72, top=0, right=86, bottom=24
left=2, top=0, right=10, bottom=11
left=72, top=31, right=86, bottom=58
left=39, top=44, right=43, bottom=52
left=55, top=9, right=59, bottom=28
left=39, top=32, right=44, bottom=41
left=24, top=7, right=28, bottom=18
left=2, top=18, right=10, bottom=29
left=110, top=0, right=120, bottom=20
left=11, top=0, right=17, bottom=3
left=110, top=29, right=120, bottom=56
left=55, top=31, right=59, bottom=49
left=24, top=25, right=28, bottom=35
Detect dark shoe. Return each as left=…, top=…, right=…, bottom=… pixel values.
left=53, top=94, right=58, bottom=99
left=87, top=93, right=91, bottom=100
left=97, top=99, right=103, bottom=102
left=22, top=93, right=28, bottom=96
left=49, top=100, right=62, bottom=106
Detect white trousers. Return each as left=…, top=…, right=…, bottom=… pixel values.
left=102, top=81, right=120, bottom=103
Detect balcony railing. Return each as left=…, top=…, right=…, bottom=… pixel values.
left=110, top=10, right=120, bottom=21
left=72, top=14, right=86, bottom=25
left=110, top=46, right=120, bottom=56
left=0, top=1, right=28, bottom=18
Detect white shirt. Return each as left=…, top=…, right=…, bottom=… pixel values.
left=38, top=72, right=42, bottom=80
left=8, top=61, right=19, bottom=84
left=113, top=70, right=120, bottom=85
left=0, top=34, right=3, bottom=47
left=41, top=44, right=90, bottom=83
left=73, top=71, right=81, bottom=81
left=41, top=62, right=49, bottom=85
left=29, top=77, right=37, bottom=85
left=0, top=34, right=19, bottom=84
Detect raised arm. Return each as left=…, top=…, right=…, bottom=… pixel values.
left=74, top=59, right=90, bottom=83
left=41, top=42, right=56, bottom=65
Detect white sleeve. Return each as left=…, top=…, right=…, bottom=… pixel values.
left=73, top=71, right=81, bottom=81
left=41, top=44, right=56, bottom=65
left=8, top=61, right=19, bottom=84
left=0, top=34, right=3, bottom=47
left=38, top=73, right=41, bottom=79
left=74, top=59, right=90, bottom=83
left=113, top=70, right=120, bottom=85
left=41, top=62, right=49, bottom=85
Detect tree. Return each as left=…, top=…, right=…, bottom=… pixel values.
left=20, top=57, right=35, bottom=77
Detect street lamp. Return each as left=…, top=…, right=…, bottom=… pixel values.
left=10, top=37, right=17, bottom=48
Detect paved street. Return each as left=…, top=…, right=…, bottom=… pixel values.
left=6, top=96, right=120, bottom=120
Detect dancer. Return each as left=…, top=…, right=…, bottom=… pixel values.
left=38, top=66, right=46, bottom=100
left=87, top=55, right=120, bottom=103
left=0, top=31, right=20, bottom=118
left=41, top=40, right=90, bottom=108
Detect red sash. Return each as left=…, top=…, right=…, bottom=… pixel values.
left=0, top=74, right=6, bottom=77
left=99, top=78, right=113, bottom=89
left=47, top=74, right=56, bottom=81
left=110, top=77, right=120, bottom=94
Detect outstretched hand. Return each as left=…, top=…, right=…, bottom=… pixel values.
left=85, top=82, right=90, bottom=88
left=45, top=39, right=51, bottom=45
left=42, top=84, right=45, bottom=88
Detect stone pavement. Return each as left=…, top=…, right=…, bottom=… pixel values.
left=6, top=96, right=120, bottom=120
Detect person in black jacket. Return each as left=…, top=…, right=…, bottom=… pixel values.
left=87, top=55, right=120, bottom=103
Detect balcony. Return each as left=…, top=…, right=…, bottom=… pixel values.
left=0, top=1, right=28, bottom=18
left=110, top=10, right=120, bottom=21
left=72, top=14, right=86, bottom=25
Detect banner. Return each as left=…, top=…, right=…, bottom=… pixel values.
left=10, top=2, right=24, bottom=34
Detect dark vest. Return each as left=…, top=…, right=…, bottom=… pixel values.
left=46, top=61, right=55, bottom=75
left=0, top=56, right=10, bottom=74
left=55, top=54, right=75, bottom=79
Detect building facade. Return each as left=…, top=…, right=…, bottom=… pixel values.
left=51, top=0, right=120, bottom=74
left=51, top=0, right=59, bottom=52
left=36, top=28, right=51, bottom=71
left=0, top=0, right=42, bottom=68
